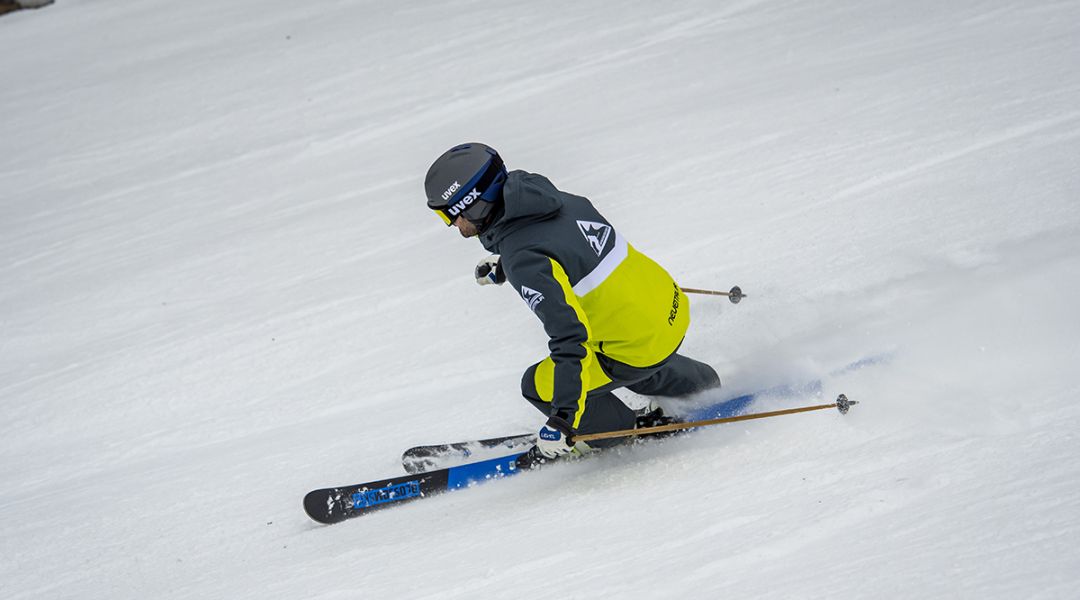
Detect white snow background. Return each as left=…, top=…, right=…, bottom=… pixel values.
left=2, top=1, right=1079, bottom=598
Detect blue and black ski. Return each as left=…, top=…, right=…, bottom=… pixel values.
left=397, top=353, right=889, bottom=475
left=399, top=391, right=764, bottom=475
left=303, top=452, right=529, bottom=524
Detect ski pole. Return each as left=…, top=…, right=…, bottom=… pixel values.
left=572, top=394, right=857, bottom=444
left=681, top=285, right=745, bottom=304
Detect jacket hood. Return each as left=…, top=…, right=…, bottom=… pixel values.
left=479, top=170, right=562, bottom=253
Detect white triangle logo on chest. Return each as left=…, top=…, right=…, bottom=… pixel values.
left=576, top=220, right=612, bottom=256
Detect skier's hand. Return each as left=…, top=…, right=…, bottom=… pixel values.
left=536, top=415, right=575, bottom=458
left=475, top=255, right=505, bottom=286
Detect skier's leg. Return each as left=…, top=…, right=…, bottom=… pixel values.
left=571, top=391, right=636, bottom=448
left=521, top=358, right=635, bottom=448
left=626, top=353, right=720, bottom=398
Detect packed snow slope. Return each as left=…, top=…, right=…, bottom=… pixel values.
left=2, top=1, right=1079, bottom=598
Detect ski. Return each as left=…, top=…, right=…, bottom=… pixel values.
left=400, top=392, right=762, bottom=474
left=303, top=451, right=528, bottom=525
left=401, top=433, right=535, bottom=474
left=398, top=356, right=888, bottom=474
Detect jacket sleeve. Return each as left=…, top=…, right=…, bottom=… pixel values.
left=502, top=249, right=595, bottom=428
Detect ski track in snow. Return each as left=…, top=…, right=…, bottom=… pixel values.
left=2, top=0, right=1079, bottom=598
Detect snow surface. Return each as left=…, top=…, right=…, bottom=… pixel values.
left=2, top=1, right=1079, bottom=598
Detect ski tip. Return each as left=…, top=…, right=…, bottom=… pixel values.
left=303, top=490, right=337, bottom=525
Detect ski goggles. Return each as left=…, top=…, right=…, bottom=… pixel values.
left=433, top=207, right=455, bottom=226
left=427, top=155, right=506, bottom=227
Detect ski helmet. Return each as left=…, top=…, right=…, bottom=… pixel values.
left=424, top=143, right=507, bottom=230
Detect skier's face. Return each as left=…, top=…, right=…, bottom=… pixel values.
left=453, top=215, right=479, bottom=238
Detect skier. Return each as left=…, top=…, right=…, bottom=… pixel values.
left=424, top=143, right=721, bottom=461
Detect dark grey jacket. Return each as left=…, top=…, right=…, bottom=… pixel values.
left=480, top=171, right=688, bottom=425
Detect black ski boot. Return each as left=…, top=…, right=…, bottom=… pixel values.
left=633, top=402, right=684, bottom=440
